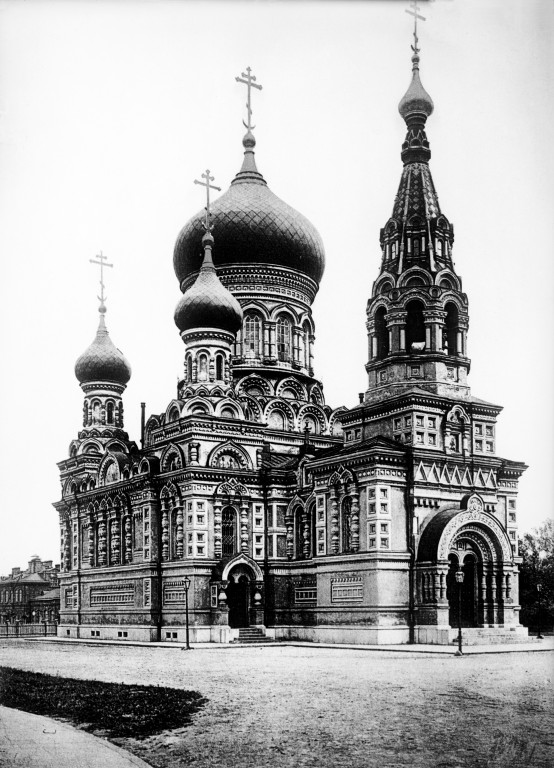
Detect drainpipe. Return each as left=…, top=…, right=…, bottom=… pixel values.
left=260, top=442, right=271, bottom=628
left=140, top=402, right=146, bottom=447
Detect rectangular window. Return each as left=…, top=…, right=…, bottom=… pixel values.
left=380, top=488, right=388, bottom=498
left=187, top=502, right=193, bottom=511
left=318, top=529, right=325, bottom=540
left=255, top=535, right=263, bottom=544
left=318, top=509, right=324, bottom=522
left=197, top=501, right=204, bottom=510
left=380, top=537, right=389, bottom=548
left=475, top=424, right=483, bottom=435
left=508, top=499, right=516, bottom=509
left=380, top=523, right=388, bottom=533
left=197, top=514, right=205, bottom=525
left=394, top=418, right=401, bottom=430
left=144, top=535, right=150, bottom=546
left=369, top=523, right=376, bottom=534
left=144, top=521, right=149, bottom=532
left=369, top=537, right=376, bottom=548
left=509, top=512, right=516, bottom=522
left=369, top=488, right=376, bottom=499
left=416, top=415, right=424, bottom=427
left=276, top=534, right=287, bottom=557
left=187, top=545, right=193, bottom=556
left=416, top=432, right=424, bottom=444
left=188, top=533, right=193, bottom=542
left=197, top=546, right=205, bottom=555
left=475, top=440, right=483, bottom=451
left=197, top=533, right=205, bottom=542
left=255, top=548, right=262, bottom=558
left=428, top=434, right=437, bottom=446
left=276, top=505, right=286, bottom=527
left=255, top=517, right=263, bottom=528
left=485, top=426, right=494, bottom=437
left=144, top=548, right=150, bottom=559
left=405, top=416, right=412, bottom=427
left=317, top=543, right=325, bottom=554
left=187, top=515, right=193, bottom=525
left=381, top=503, right=388, bottom=513
left=510, top=531, right=516, bottom=539
left=428, top=417, right=436, bottom=429
left=268, top=538, right=274, bottom=557
left=404, top=433, right=412, bottom=443
left=369, top=502, right=376, bottom=514
left=144, top=508, right=150, bottom=518
left=486, top=442, right=494, bottom=453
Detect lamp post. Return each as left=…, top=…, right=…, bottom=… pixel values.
left=182, top=576, right=191, bottom=650
left=536, top=583, right=543, bottom=640
left=455, top=568, right=464, bottom=656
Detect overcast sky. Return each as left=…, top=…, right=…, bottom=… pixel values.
left=0, top=0, right=552, bottom=574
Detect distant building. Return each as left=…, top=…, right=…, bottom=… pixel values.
left=0, top=556, right=60, bottom=624
left=55, top=39, right=527, bottom=645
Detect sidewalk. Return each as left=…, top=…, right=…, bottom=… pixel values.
left=0, top=706, right=151, bottom=768
left=22, top=635, right=554, bottom=654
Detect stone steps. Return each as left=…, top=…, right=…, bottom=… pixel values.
left=233, top=627, right=274, bottom=644
left=450, top=627, right=532, bottom=646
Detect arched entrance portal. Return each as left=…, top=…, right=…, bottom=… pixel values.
left=226, top=565, right=253, bottom=628
left=447, top=552, right=478, bottom=628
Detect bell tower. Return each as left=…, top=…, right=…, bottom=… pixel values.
left=365, top=20, right=469, bottom=404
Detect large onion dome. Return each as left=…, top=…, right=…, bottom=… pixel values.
left=75, top=308, right=131, bottom=386
left=173, top=131, right=325, bottom=290
left=174, top=231, right=243, bottom=335
left=398, top=51, right=434, bottom=121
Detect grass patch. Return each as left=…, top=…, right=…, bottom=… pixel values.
left=0, top=667, right=207, bottom=738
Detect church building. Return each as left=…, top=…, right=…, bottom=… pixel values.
left=55, top=36, right=528, bottom=645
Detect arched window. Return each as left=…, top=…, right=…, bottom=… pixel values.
left=302, top=322, right=311, bottom=369
left=92, top=400, right=101, bottom=423
left=413, top=238, right=420, bottom=257
left=375, top=307, right=389, bottom=360
left=341, top=497, right=352, bottom=553
left=220, top=407, right=236, bottom=419
left=198, top=353, right=208, bottom=382
left=217, top=453, right=238, bottom=469
left=277, top=316, right=292, bottom=362
left=215, top=354, right=224, bottom=380
left=268, top=410, right=286, bottom=430
left=106, top=401, right=114, bottom=424
left=244, top=314, right=262, bottom=358
left=406, top=300, right=426, bottom=352
left=444, top=302, right=459, bottom=355
left=436, top=238, right=443, bottom=258
left=221, top=507, right=237, bottom=557
left=186, top=355, right=193, bottom=381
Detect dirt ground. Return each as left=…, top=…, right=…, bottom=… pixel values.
left=0, top=640, right=552, bottom=768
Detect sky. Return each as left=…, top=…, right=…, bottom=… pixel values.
left=0, top=0, right=552, bottom=574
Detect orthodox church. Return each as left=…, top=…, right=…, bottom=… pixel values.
left=55, top=37, right=528, bottom=645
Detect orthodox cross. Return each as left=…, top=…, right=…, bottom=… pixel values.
left=194, top=169, right=221, bottom=232
left=89, top=251, right=113, bottom=309
left=405, top=0, right=426, bottom=54
left=235, top=66, right=262, bottom=132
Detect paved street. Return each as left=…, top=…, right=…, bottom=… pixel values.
left=0, top=640, right=552, bottom=768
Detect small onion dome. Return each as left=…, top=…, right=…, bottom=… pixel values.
left=173, top=132, right=325, bottom=290
left=75, top=309, right=131, bottom=386
left=398, top=53, right=434, bottom=121
left=174, top=231, right=243, bottom=335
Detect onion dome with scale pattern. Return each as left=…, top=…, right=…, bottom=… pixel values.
left=75, top=306, right=131, bottom=386
left=173, top=131, right=325, bottom=291
left=174, top=231, right=243, bottom=335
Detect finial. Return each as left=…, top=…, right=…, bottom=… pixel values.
left=235, top=66, right=262, bottom=134
left=193, top=169, right=221, bottom=234
left=89, top=251, right=113, bottom=314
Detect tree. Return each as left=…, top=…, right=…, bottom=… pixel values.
left=518, top=518, right=554, bottom=632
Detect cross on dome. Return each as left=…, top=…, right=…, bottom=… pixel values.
left=235, top=66, right=262, bottom=133
left=89, top=251, right=113, bottom=314
left=193, top=169, right=221, bottom=233
left=405, top=0, right=426, bottom=55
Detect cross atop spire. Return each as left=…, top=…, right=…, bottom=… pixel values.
left=235, top=66, right=262, bottom=132
left=405, top=0, right=426, bottom=55
left=89, top=251, right=113, bottom=313
left=194, top=169, right=221, bottom=233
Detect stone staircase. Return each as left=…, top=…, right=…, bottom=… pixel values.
left=450, top=626, right=532, bottom=645
left=233, top=627, right=274, bottom=644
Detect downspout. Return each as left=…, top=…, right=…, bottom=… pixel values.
left=72, top=491, right=82, bottom=638
left=260, top=442, right=271, bottom=628
left=155, top=483, right=163, bottom=643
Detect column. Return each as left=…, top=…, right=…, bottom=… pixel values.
left=302, top=510, right=310, bottom=559
left=214, top=500, right=222, bottom=560
left=240, top=502, right=249, bottom=554
left=330, top=491, right=339, bottom=554
left=175, top=502, right=184, bottom=559
left=124, top=515, right=132, bottom=564
left=266, top=321, right=276, bottom=361
left=88, top=513, right=95, bottom=566
left=63, top=520, right=71, bottom=572
left=308, top=334, right=315, bottom=376
left=285, top=509, right=294, bottom=560
left=97, top=516, right=107, bottom=566
left=263, top=323, right=270, bottom=359
left=110, top=516, right=120, bottom=565
left=161, top=502, right=169, bottom=561
left=350, top=488, right=360, bottom=553
left=293, top=328, right=301, bottom=366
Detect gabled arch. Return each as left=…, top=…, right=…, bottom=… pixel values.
left=269, top=305, right=299, bottom=324
left=215, top=477, right=249, bottom=501
left=208, top=441, right=252, bottom=470
left=236, top=374, right=273, bottom=398
left=239, top=301, right=270, bottom=320
left=276, top=377, right=306, bottom=402
left=165, top=399, right=181, bottom=423
left=221, top=552, right=263, bottom=582
left=160, top=480, right=180, bottom=502
left=264, top=399, right=295, bottom=431
left=161, top=443, right=185, bottom=473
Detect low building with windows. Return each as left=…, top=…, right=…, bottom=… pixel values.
left=0, top=556, right=60, bottom=624
left=55, top=41, right=527, bottom=645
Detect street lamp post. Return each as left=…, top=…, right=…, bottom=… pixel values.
left=455, top=568, right=464, bottom=656
left=537, top=583, right=543, bottom=640
left=182, top=576, right=191, bottom=650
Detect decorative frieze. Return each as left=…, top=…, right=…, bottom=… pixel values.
left=331, top=577, right=363, bottom=602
